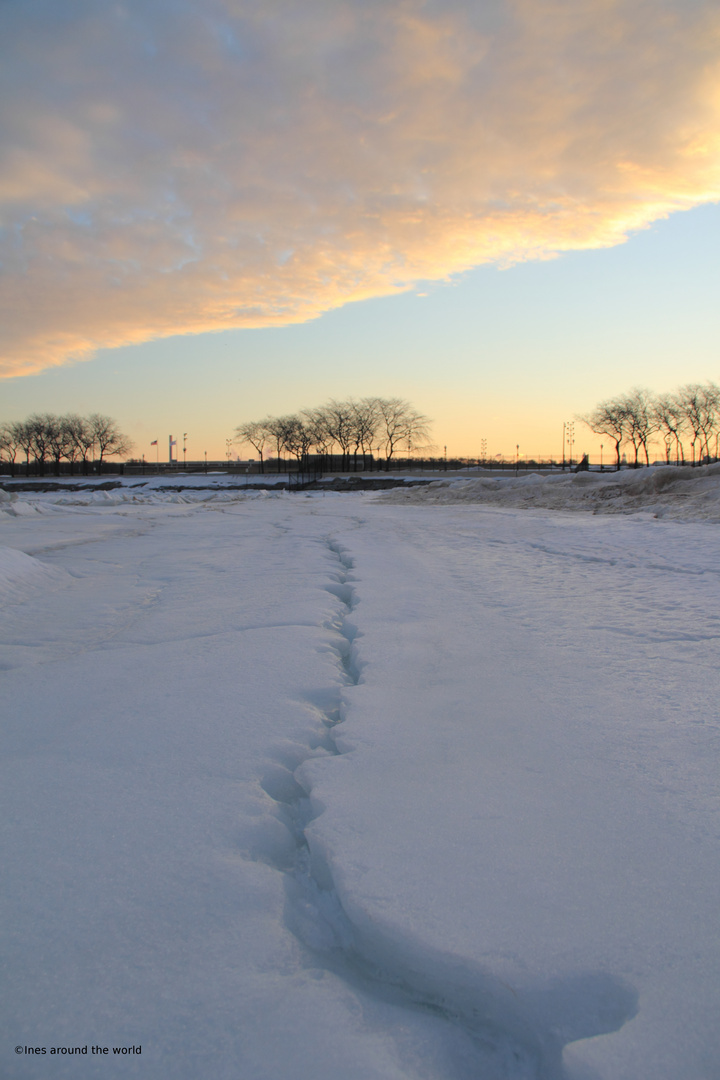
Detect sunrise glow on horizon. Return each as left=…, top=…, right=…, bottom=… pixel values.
left=2, top=1, right=720, bottom=461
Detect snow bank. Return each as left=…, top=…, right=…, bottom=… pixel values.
left=379, top=463, right=720, bottom=520
left=0, top=545, right=70, bottom=604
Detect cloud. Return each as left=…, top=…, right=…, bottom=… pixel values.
left=1, top=0, right=719, bottom=376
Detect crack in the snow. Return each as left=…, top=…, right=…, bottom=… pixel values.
left=250, top=533, right=637, bottom=1080
left=247, top=535, right=540, bottom=1077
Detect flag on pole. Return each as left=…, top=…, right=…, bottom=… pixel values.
left=150, top=440, right=158, bottom=446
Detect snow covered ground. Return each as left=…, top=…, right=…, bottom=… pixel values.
left=1, top=479, right=719, bottom=1079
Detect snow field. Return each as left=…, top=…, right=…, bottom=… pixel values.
left=1, top=491, right=719, bottom=1078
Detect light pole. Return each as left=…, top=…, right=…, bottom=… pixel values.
left=226, top=439, right=232, bottom=465
left=566, top=422, right=575, bottom=469
left=515, top=444, right=519, bottom=475
left=444, top=445, right=447, bottom=472
left=204, top=450, right=207, bottom=474
left=600, top=443, right=603, bottom=472
left=562, top=422, right=566, bottom=470
left=183, top=433, right=187, bottom=468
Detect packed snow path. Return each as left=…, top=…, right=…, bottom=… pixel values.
left=1, top=491, right=719, bottom=1079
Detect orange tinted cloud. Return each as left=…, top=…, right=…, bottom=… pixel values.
left=1, top=0, right=719, bottom=376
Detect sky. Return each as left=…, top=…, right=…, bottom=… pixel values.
left=1, top=0, right=720, bottom=462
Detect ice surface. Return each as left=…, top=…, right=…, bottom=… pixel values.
left=1, top=485, right=718, bottom=1078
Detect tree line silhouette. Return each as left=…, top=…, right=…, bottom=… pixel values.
left=0, top=414, right=132, bottom=476
left=583, top=383, right=720, bottom=470
left=7, top=386, right=714, bottom=480
left=235, top=397, right=432, bottom=472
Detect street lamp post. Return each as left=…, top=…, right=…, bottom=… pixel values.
left=562, top=422, right=566, bottom=470
left=183, top=433, right=187, bottom=468
left=600, top=444, right=603, bottom=472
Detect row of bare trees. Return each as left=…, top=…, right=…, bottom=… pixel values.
left=583, top=384, right=720, bottom=470
left=236, top=397, right=432, bottom=473
left=0, top=414, right=132, bottom=476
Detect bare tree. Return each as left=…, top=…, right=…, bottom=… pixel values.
left=26, top=414, right=55, bottom=475
left=376, top=397, right=432, bottom=469
left=653, top=393, right=686, bottom=464
left=622, top=389, right=658, bottom=467
left=404, top=405, right=433, bottom=459
left=235, top=420, right=269, bottom=473
left=9, top=420, right=35, bottom=474
left=65, top=414, right=96, bottom=474
left=45, top=415, right=74, bottom=476
left=281, top=416, right=315, bottom=463
left=349, top=398, right=381, bottom=471
left=262, top=415, right=301, bottom=473
left=59, top=415, right=87, bottom=474
left=700, top=382, right=720, bottom=461
left=581, top=398, right=628, bottom=471
left=0, top=423, right=21, bottom=475
left=323, top=400, right=355, bottom=471
left=302, top=407, right=334, bottom=458
left=88, top=414, right=132, bottom=471
left=678, top=383, right=720, bottom=464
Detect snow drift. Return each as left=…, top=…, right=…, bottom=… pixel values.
left=380, top=463, right=720, bottom=520
left=0, top=544, right=70, bottom=605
